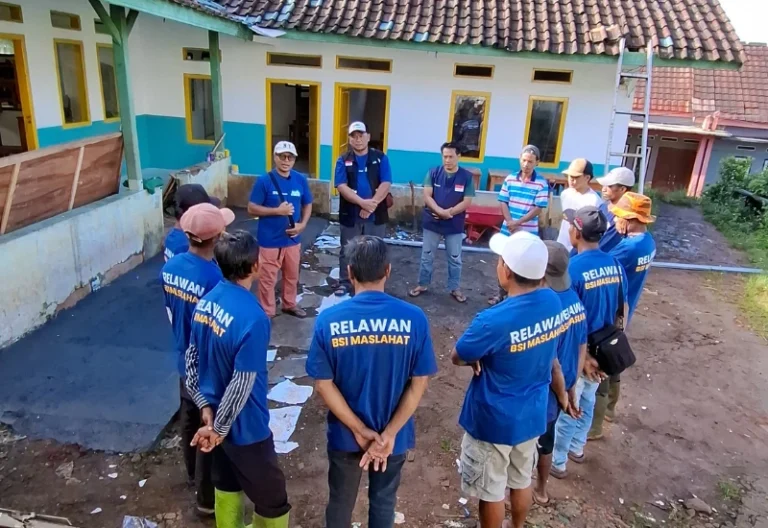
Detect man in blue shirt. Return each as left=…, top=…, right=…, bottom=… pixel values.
left=452, top=231, right=568, bottom=528
left=307, top=236, right=437, bottom=528
left=533, top=241, right=589, bottom=507
left=589, top=192, right=656, bottom=439
left=186, top=230, right=291, bottom=528
left=161, top=202, right=233, bottom=515
left=595, top=167, right=636, bottom=252
left=408, top=142, right=475, bottom=303
left=248, top=141, right=313, bottom=318
left=164, top=184, right=221, bottom=261
left=334, top=122, right=392, bottom=296
left=550, top=206, right=628, bottom=479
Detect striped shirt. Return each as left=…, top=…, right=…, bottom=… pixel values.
left=498, top=170, right=549, bottom=235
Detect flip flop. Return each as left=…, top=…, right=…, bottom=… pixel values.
left=408, top=287, right=428, bottom=298
left=282, top=307, right=307, bottom=319
left=451, top=290, right=467, bottom=303
left=532, top=492, right=551, bottom=506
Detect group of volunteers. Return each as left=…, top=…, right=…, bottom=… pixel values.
left=158, top=120, right=658, bottom=528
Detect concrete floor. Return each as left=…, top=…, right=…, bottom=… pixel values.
left=0, top=212, right=327, bottom=453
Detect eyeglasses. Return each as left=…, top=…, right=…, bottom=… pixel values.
left=276, top=154, right=296, bottom=161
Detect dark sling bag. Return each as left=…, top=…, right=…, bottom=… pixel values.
left=587, top=266, right=636, bottom=376
left=268, top=171, right=296, bottom=230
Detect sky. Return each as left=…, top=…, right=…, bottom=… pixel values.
left=717, top=0, right=767, bottom=43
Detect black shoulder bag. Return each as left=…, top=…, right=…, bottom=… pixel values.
left=267, top=171, right=296, bottom=230
left=587, top=265, right=636, bottom=376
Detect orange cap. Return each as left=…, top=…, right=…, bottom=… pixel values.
left=180, top=203, right=235, bottom=242
left=609, top=192, right=656, bottom=223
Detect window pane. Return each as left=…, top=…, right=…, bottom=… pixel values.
left=450, top=94, right=487, bottom=159
left=527, top=100, right=564, bottom=164
left=98, top=46, right=119, bottom=120
left=55, top=42, right=89, bottom=124
left=189, top=78, right=214, bottom=141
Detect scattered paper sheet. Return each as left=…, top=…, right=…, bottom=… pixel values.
left=269, top=406, right=302, bottom=442
left=318, top=294, right=350, bottom=314
left=91, top=508, right=102, bottom=515
left=314, top=235, right=340, bottom=249
left=268, top=380, right=313, bottom=405
left=267, top=348, right=277, bottom=362
left=329, top=267, right=340, bottom=280
left=274, top=441, right=299, bottom=454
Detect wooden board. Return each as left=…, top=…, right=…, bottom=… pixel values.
left=0, top=164, right=16, bottom=227
left=72, top=135, right=123, bottom=209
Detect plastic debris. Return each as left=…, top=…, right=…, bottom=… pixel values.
left=90, top=508, right=102, bottom=515
left=122, top=516, right=158, bottom=528
left=138, top=479, right=147, bottom=488
left=458, top=497, right=468, bottom=505
left=108, top=473, right=118, bottom=479
left=267, top=348, right=278, bottom=362
left=109, top=464, right=117, bottom=468
left=442, top=504, right=450, bottom=510
left=120, top=495, right=127, bottom=500
left=329, top=267, right=340, bottom=280
left=55, top=461, right=74, bottom=479
left=394, top=512, right=405, bottom=524
left=274, top=441, right=299, bottom=454
left=619, top=498, right=625, bottom=505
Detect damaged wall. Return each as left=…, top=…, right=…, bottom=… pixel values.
left=0, top=191, right=164, bottom=348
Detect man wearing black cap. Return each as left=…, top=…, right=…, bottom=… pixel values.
left=550, top=206, right=627, bottom=479
left=165, top=184, right=221, bottom=262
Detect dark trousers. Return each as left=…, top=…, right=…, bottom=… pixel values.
left=326, top=450, right=406, bottom=528
left=212, top=435, right=291, bottom=519
left=339, top=222, right=387, bottom=287
left=179, top=381, right=215, bottom=509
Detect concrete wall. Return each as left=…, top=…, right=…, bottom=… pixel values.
left=10, top=0, right=631, bottom=182
left=0, top=190, right=164, bottom=348
left=174, top=157, right=230, bottom=204
left=706, top=139, right=768, bottom=184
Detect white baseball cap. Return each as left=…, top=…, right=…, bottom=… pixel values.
left=597, top=167, right=635, bottom=188
left=274, top=141, right=298, bottom=156
left=348, top=121, right=367, bottom=135
left=489, top=231, right=548, bottom=280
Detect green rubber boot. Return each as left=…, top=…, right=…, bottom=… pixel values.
left=215, top=489, right=245, bottom=528
left=589, top=379, right=610, bottom=440
left=251, top=512, right=290, bottom=528
left=606, top=380, right=621, bottom=421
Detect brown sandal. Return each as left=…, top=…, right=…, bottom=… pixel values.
left=408, top=286, right=428, bottom=297
left=282, top=307, right=307, bottom=319
left=451, top=290, right=467, bottom=303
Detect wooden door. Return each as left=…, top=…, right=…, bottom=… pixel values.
left=652, top=147, right=697, bottom=192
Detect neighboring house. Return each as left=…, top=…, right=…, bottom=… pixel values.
left=0, top=0, right=745, bottom=189
left=626, top=43, right=768, bottom=196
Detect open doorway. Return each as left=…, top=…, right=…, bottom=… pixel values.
left=266, top=79, right=320, bottom=177
left=0, top=34, right=36, bottom=158
left=332, top=82, right=390, bottom=190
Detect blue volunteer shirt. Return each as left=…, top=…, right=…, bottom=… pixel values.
left=547, top=288, right=588, bottom=421
left=334, top=152, right=392, bottom=222
left=164, top=227, right=189, bottom=262
left=191, top=281, right=271, bottom=446
left=307, top=291, right=437, bottom=455
left=569, top=249, right=629, bottom=334
left=161, top=252, right=222, bottom=376
left=457, top=288, right=566, bottom=446
left=598, top=202, right=624, bottom=252
left=249, top=169, right=313, bottom=248
left=610, top=232, right=656, bottom=324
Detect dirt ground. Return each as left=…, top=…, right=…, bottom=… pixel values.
left=2, top=206, right=768, bottom=528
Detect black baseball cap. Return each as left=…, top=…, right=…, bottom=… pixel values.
left=175, top=183, right=220, bottom=219
left=563, top=206, right=607, bottom=243
left=543, top=240, right=571, bottom=291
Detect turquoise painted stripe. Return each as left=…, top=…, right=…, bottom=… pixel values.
left=223, top=121, right=265, bottom=176
left=37, top=120, right=121, bottom=149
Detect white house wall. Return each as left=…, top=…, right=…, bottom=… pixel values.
left=9, top=0, right=632, bottom=184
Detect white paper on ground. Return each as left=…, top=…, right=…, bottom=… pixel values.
left=317, top=294, right=350, bottom=314
left=274, top=441, right=299, bottom=454
left=269, top=406, right=302, bottom=442
left=267, top=348, right=277, bottom=362
left=268, top=380, right=313, bottom=405
left=329, top=267, right=340, bottom=280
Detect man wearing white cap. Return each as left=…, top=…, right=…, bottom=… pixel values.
left=452, top=231, right=569, bottom=528
left=248, top=141, right=313, bottom=318
left=595, top=166, right=635, bottom=252
left=333, top=121, right=392, bottom=296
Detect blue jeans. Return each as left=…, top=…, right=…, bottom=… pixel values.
left=325, top=450, right=406, bottom=528
left=418, top=229, right=463, bottom=292
left=552, top=377, right=599, bottom=471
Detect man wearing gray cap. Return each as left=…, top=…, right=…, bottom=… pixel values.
left=595, top=167, right=635, bottom=252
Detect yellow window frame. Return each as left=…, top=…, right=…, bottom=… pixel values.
left=522, top=96, right=569, bottom=169
left=50, top=10, right=81, bottom=30
left=0, top=2, right=23, bottom=23
left=266, top=52, right=322, bottom=68
left=531, top=68, right=574, bottom=84
left=335, top=55, right=392, bottom=73
left=453, top=63, right=495, bottom=79
left=53, top=38, right=91, bottom=128
left=446, top=89, right=492, bottom=163
left=183, top=73, right=215, bottom=146
left=96, top=43, right=119, bottom=123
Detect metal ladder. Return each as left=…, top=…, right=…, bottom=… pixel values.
left=604, top=38, right=653, bottom=194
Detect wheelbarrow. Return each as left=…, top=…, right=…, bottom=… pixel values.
left=464, top=204, right=504, bottom=244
